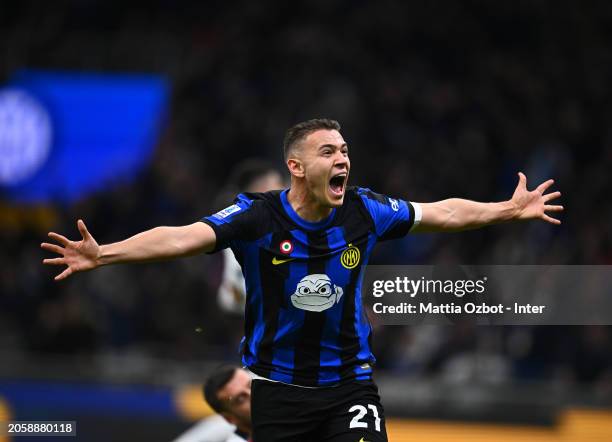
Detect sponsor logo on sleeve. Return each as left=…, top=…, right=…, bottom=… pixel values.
left=389, top=198, right=399, bottom=211
left=214, top=204, right=241, bottom=219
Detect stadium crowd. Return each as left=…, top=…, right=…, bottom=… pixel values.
left=1, top=1, right=611, bottom=392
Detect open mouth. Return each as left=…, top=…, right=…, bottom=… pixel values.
left=329, top=173, right=347, bottom=197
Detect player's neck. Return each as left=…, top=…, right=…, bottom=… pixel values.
left=287, top=185, right=333, bottom=222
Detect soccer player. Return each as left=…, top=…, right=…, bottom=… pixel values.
left=41, top=119, right=563, bottom=441
left=174, top=366, right=252, bottom=442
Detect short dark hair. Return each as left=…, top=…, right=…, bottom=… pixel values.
left=203, top=365, right=238, bottom=413
left=283, top=118, right=341, bottom=160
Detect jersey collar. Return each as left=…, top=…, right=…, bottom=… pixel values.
left=280, top=189, right=337, bottom=231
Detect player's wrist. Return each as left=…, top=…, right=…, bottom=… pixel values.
left=496, top=199, right=520, bottom=222
left=96, top=245, right=109, bottom=267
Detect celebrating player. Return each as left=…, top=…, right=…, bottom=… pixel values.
left=42, top=119, right=563, bottom=441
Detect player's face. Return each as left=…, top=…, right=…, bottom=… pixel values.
left=217, top=369, right=252, bottom=428
left=300, top=129, right=350, bottom=208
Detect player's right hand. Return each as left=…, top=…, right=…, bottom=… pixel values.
left=41, top=219, right=100, bottom=281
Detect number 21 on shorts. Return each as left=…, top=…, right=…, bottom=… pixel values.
left=349, top=404, right=381, bottom=432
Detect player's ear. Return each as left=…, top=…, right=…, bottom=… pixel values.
left=287, top=158, right=305, bottom=178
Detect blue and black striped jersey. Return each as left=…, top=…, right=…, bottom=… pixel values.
left=202, top=187, right=418, bottom=387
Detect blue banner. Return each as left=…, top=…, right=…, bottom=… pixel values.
left=0, top=70, right=169, bottom=203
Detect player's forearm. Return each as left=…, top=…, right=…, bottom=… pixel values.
left=97, top=226, right=198, bottom=266
left=449, top=198, right=518, bottom=229
left=418, top=198, right=518, bottom=232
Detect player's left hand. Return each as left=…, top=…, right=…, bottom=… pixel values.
left=510, top=172, right=563, bottom=224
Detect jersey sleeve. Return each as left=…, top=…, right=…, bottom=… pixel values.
left=201, top=193, right=261, bottom=252
left=356, top=187, right=422, bottom=241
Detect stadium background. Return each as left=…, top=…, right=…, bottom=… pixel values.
left=1, top=1, right=611, bottom=441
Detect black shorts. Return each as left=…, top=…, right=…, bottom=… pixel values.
left=251, top=379, right=388, bottom=442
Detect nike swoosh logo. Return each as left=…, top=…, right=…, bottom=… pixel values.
left=359, top=438, right=370, bottom=442
left=272, top=257, right=296, bottom=265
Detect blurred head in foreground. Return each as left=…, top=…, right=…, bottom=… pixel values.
left=203, top=366, right=252, bottom=435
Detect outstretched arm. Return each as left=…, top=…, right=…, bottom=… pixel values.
left=412, top=172, right=563, bottom=233
left=41, top=220, right=216, bottom=281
